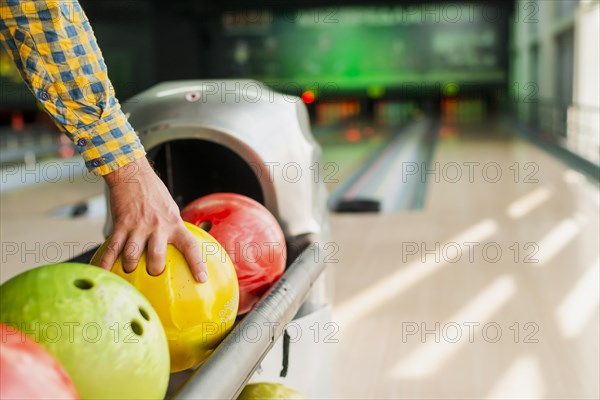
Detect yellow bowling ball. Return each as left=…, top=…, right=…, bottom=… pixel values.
left=91, top=222, right=239, bottom=372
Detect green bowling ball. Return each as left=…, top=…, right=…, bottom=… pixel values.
left=0, top=263, right=169, bottom=399
left=237, top=383, right=306, bottom=400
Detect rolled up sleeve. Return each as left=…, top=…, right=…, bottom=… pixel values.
left=0, top=0, right=145, bottom=175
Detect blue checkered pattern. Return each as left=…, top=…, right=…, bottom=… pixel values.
left=0, top=0, right=145, bottom=175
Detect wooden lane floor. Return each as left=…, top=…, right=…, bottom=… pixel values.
left=0, top=168, right=105, bottom=283
left=329, top=122, right=599, bottom=399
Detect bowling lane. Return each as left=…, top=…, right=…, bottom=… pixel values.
left=0, top=173, right=105, bottom=283
left=329, top=121, right=600, bottom=399
left=319, top=116, right=438, bottom=212
left=314, top=120, right=391, bottom=193
left=329, top=118, right=436, bottom=212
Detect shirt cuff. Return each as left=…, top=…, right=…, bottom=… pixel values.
left=71, top=110, right=146, bottom=176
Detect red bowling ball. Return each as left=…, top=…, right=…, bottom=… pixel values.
left=181, top=193, right=286, bottom=314
left=0, top=324, right=79, bottom=400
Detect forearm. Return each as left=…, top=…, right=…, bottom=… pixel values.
left=103, top=157, right=154, bottom=189
left=0, top=0, right=145, bottom=175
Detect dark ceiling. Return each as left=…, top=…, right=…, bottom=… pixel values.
left=80, top=0, right=515, bottom=21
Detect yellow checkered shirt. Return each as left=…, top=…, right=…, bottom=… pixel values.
left=0, top=0, right=145, bottom=175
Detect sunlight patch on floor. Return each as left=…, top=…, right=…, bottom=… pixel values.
left=334, top=219, right=499, bottom=328
left=506, top=187, right=553, bottom=219
left=555, top=256, right=600, bottom=339
left=534, top=218, right=582, bottom=267
left=486, top=355, right=545, bottom=399
left=388, top=275, right=517, bottom=379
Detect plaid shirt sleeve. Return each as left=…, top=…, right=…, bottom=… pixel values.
left=0, top=0, right=146, bottom=175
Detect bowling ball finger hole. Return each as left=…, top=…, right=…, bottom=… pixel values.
left=198, top=220, right=212, bottom=232
left=130, top=320, right=143, bottom=336
left=73, top=279, right=94, bottom=290
left=139, top=307, right=150, bottom=321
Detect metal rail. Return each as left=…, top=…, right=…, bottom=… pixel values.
left=172, top=243, right=326, bottom=400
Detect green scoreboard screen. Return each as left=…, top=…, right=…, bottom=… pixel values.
left=216, top=4, right=508, bottom=94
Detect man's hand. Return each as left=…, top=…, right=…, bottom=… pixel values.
left=98, top=158, right=208, bottom=283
